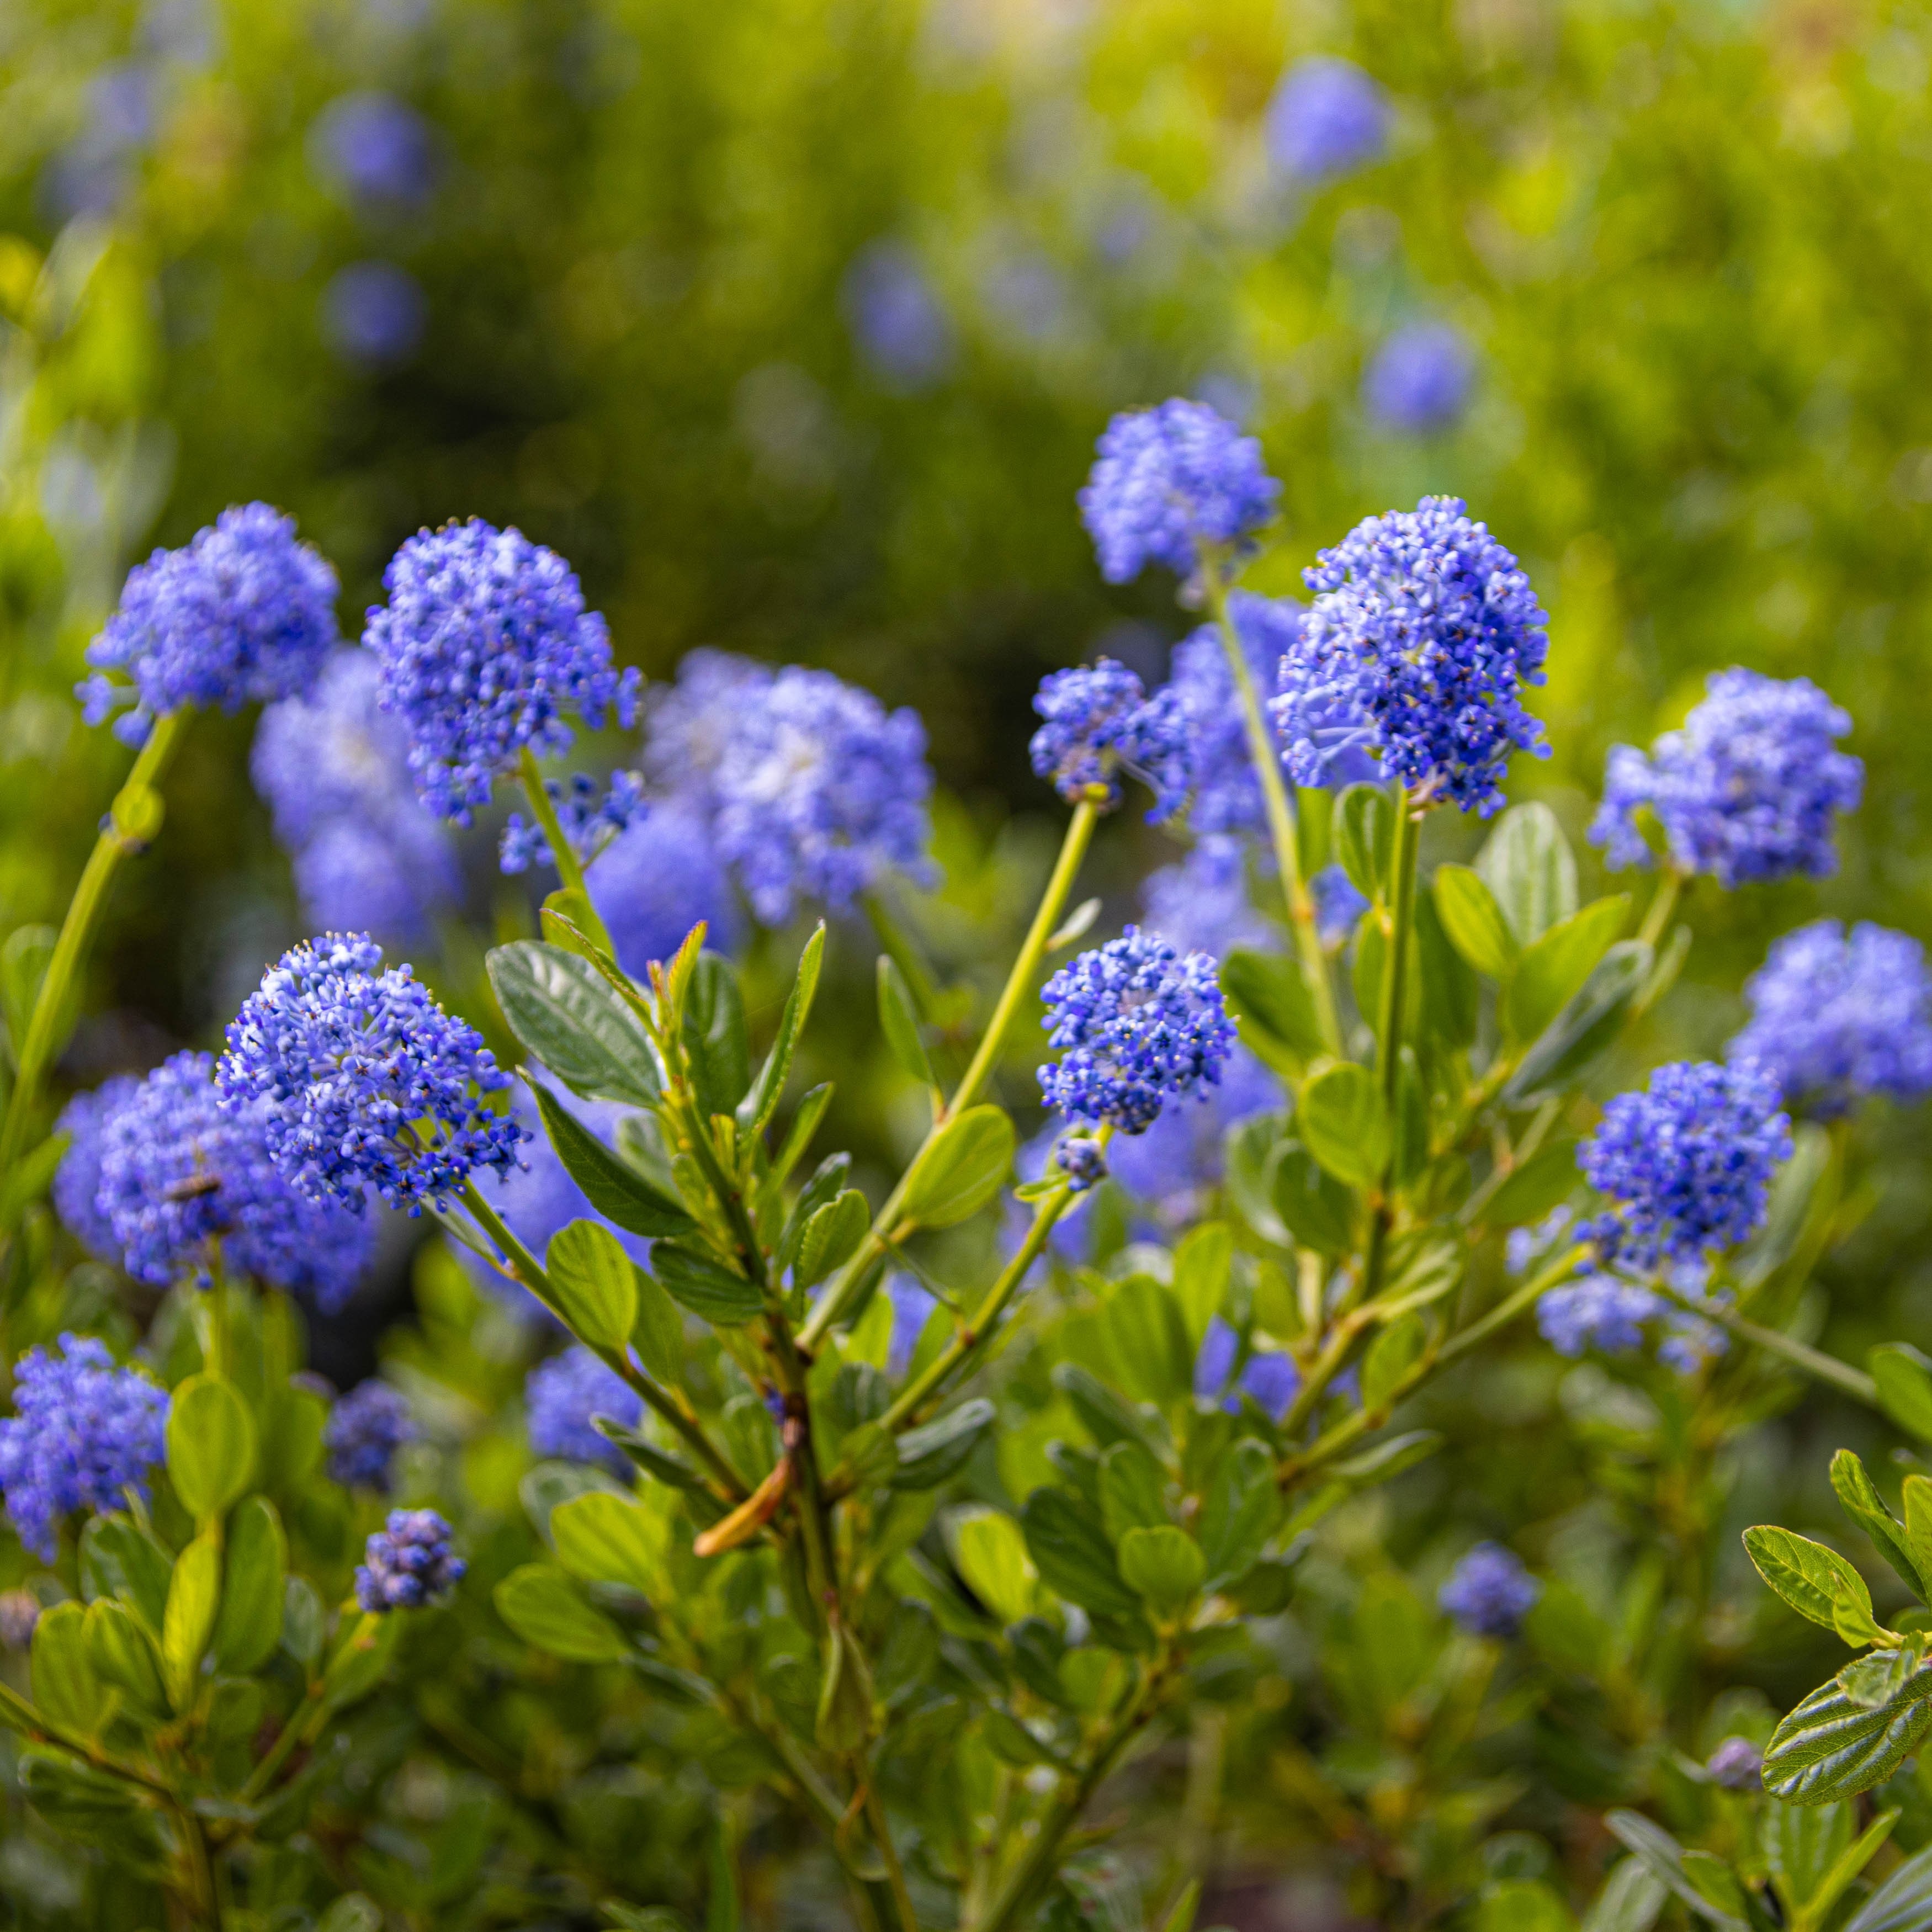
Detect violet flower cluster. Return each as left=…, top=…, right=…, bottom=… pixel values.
left=355, top=1508, right=465, bottom=1612
left=589, top=802, right=743, bottom=978
left=1439, top=1543, right=1540, bottom=1639
left=325, top=1380, right=415, bottom=1491
left=1264, top=56, right=1389, bottom=183
left=52, top=1075, right=140, bottom=1261
left=1362, top=323, right=1475, bottom=436
left=526, top=1346, right=644, bottom=1475
left=1139, top=838, right=1272, bottom=960
left=1030, top=660, right=1192, bottom=820
left=1193, top=1317, right=1300, bottom=1422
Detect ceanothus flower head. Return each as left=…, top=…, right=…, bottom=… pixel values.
left=1363, top=323, right=1475, bottom=436
left=707, top=666, right=935, bottom=925
left=217, top=932, right=523, bottom=1215
left=1031, top=659, right=1193, bottom=820
left=643, top=649, right=776, bottom=804
left=1039, top=926, right=1237, bottom=1135
left=325, top=1380, right=415, bottom=1491
left=96, top=1052, right=375, bottom=1308
left=79, top=504, right=339, bottom=746
left=1589, top=670, right=1862, bottom=887
left=500, top=769, right=646, bottom=876
left=1439, top=1542, right=1540, bottom=1639
left=1193, top=1317, right=1301, bottom=1421
left=887, top=1275, right=933, bottom=1378
left=1078, top=400, right=1281, bottom=585
left=844, top=240, right=955, bottom=391
left=0, top=1336, right=169, bottom=1561
left=1166, top=603, right=1280, bottom=838
left=1264, top=56, right=1389, bottom=183
left=1579, top=1059, right=1792, bottom=1271
left=363, top=519, right=640, bottom=822
left=590, top=800, right=744, bottom=978
left=291, top=813, right=461, bottom=942
left=1108, top=1045, right=1279, bottom=1230
left=1273, top=497, right=1549, bottom=816
left=1730, top=920, right=1932, bottom=1117
left=526, top=1346, right=644, bottom=1475
left=322, top=261, right=426, bottom=367
left=1536, top=1275, right=1661, bottom=1358
left=308, top=91, right=435, bottom=206
left=355, top=1508, right=464, bottom=1612
left=53, top=1075, right=140, bottom=1261
left=1707, top=1739, right=1764, bottom=1792
left=1054, top=1135, right=1109, bottom=1193
left=1140, top=837, right=1272, bottom=960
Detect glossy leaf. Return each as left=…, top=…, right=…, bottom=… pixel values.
left=739, top=925, right=825, bottom=1133
left=631, top=1267, right=686, bottom=1388
left=650, top=1243, right=765, bottom=1325
left=162, top=1531, right=221, bottom=1712
left=1220, top=949, right=1325, bottom=1074
left=546, top=1219, right=641, bottom=1352
left=486, top=941, right=659, bottom=1106
left=1743, top=1525, right=1884, bottom=1642
left=1299, top=1063, right=1391, bottom=1192
left=795, top=1188, right=869, bottom=1292
left=1101, top=1275, right=1193, bottom=1406
left=31, top=1604, right=105, bottom=1734
left=1415, top=883, right=1479, bottom=1049
left=82, top=1599, right=166, bottom=1719
left=1200, top=1439, right=1279, bottom=1591
left=951, top=1508, right=1036, bottom=1625
left=1830, top=1450, right=1929, bottom=1600
left=900, top=1106, right=1014, bottom=1229
left=1872, top=1345, right=1932, bottom=1444
left=552, top=1490, right=665, bottom=1595
left=495, top=1563, right=630, bottom=1664
left=531, top=1081, right=696, bottom=1239
left=1842, top=1840, right=1932, bottom=1932
left=1334, top=783, right=1393, bottom=900
left=1505, top=895, right=1631, bottom=1042
left=1171, top=1222, right=1232, bottom=1347
left=1503, top=942, right=1650, bottom=1106
left=877, top=952, right=936, bottom=1088
left=211, top=1496, right=286, bottom=1675
left=682, top=952, right=752, bottom=1119
left=893, top=1399, right=995, bottom=1489
left=166, top=1374, right=256, bottom=1521
left=1117, top=1525, right=1205, bottom=1613
left=1020, top=1486, right=1143, bottom=1617
left=1605, top=1811, right=1747, bottom=1931
left=1362, top=1314, right=1426, bottom=1412
left=1434, top=864, right=1520, bottom=979
left=1097, top=1440, right=1169, bottom=1542
left=1477, top=802, right=1578, bottom=946
left=1764, top=1657, right=1932, bottom=1803
left=1271, top=1142, right=1356, bottom=1255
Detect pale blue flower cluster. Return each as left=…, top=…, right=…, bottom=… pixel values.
left=526, top=1346, right=643, bottom=1474
left=309, top=90, right=435, bottom=206
left=1439, top=1542, right=1539, bottom=1638
left=1265, top=56, right=1389, bottom=183
left=1106, top=1046, right=1280, bottom=1230
left=1139, top=838, right=1271, bottom=960
left=1039, top=927, right=1236, bottom=1135
left=1031, top=660, right=1192, bottom=820
left=253, top=650, right=460, bottom=941
left=589, top=802, right=742, bottom=976
left=79, top=504, right=339, bottom=746
left=886, top=1275, right=933, bottom=1378
left=364, top=518, right=640, bottom=824
left=1274, top=497, right=1548, bottom=815
left=1536, top=1275, right=1661, bottom=1358
left=355, top=1508, right=464, bottom=1612
left=325, top=1381, right=415, bottom=1491
left=1590, top=670, right=1861, bottom=887
left=1193, top=1318, right=1301, bottom=1421
left=1730, top=920, right=1932, bottom=1116
left=501, top=769, right=646, bottom=875
left=1363, top=323, right=1474, bottom=436
left=53, top=1075, right=140, bottom=1260
left=0, top=1336, right=169, bottom=1561
left=219, top=933, right=523, bottom=1214
left=1166, top=601, right=1288, bottom=836
left=1053, top=1135, right=1109, bottom=1193
left=93, top=1052, right=374, bottom=1308
left=1311, top=865, right=1370, bottom=944
left=1579, top=1060, right=1791, bottom=1270
left=845, top=241, right=954, bottom=391
left=1078, top=400, right=1281, bottom=585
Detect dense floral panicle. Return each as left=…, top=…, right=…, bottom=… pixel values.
left=1707, top=1739, right=1764, bottom=1791
left=0, top=1336, right=168, bottom=1561
left=526, top=1347, right=644, bottom=1474
left=293, top=813, right=461, bottom=942
left=1031, top=660, right=1193, bottom=819
left=1193, top=1318, right=1301, bottom=1421
left=1140, top=838, right=1271, bottom=959
left=1107, top=1046, right=1279, bottom=1229
left=96, top=1052, right=374, bottom=1307
left=1505, top=1206, right=1574, bottom=1277
left=1039, top=926, right=1236, bottom=1134
left=218, top=933, right=522, bottom=1214
left=53, top=1075, right=140, bottom=1261
left=708, top=665, right=935, bottom=924
left=79, top=503, right=338, bottom=745
left=1579, top=1059, right=1791, bottom=1270
left=364, top=519, right=640, bottom=821
left=1274, top=497, right=1548, bottom=815
left=1363, top=323, right=1474, bottom=436
left=1729, top=920, right=1932, bottom=1116
left=887, top=1275, right=933, bottom=1378
left=643, top=649, right=775, bottom=803
left=355, top=1508, right=464, bottom=1611
left=1537, top=1275, right=1660, bottom=1358
left=325, top=1380, right=415, bottom=1491
left=1590, top=670, right=1861, bottom=886
left=309, top=90, right=434, bottom=205
left=1053, top=1135, right=1109, bottom=1192
left=1264, top=56, right=1389, bottom=182
left=1078, top=400, right=1281, bottom=585
left=1311, top=864, right=1370, bottom=944
left=1167, top=600, right=1285, bottom=836
left=1439, top=1543, right=1540, bottom=1638
left=500, top=769, right=646, bottom=875
left=845, top=241, right=954, bottom=390
left=590, top=802, right=742, bottom=977
left=323, top=261, right=425, bottom=366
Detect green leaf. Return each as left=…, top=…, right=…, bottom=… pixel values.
left=0, top=924, right=56, bottom=1051
left=707, top=1817, right=741, bottom=1932
left=1872, top=1345, right=1932, bottom=1444
left=1838, top=1648, right=1925, bottom=1709
left=650, top=1243, right=765, bottom=1325
left=631, top=1268, right=686, bottom=1388
left=900, top=1106, right=1015, bottom=1229
left=795, top=1189, right=869, bottom=1292
left=486, top=941, right=660, bottom=1106
left=545, top=1219, right=642, bottom=1353
left=1020, top=1487, right=1143, bottom=1617
left=1331, top=1430, right=1442, bottom=1486
left=211, top=1497, right=285, bottom=1675
left=777, top=1152, right=853, bottom=1272
left=1102, top=1275, right=1193, bottom=1406
left=82, top=1599, right=166, bottom=1720
left=874, top=1599, right=941, bottom=1707
left=1765, top=1798, right=1856, bottom=1909
left=1482, top=1140, right=1583, bottom=1229
left=1271, top=1142, right=1356, bottom=1255
left=1904, top=1478, right=1932, bottom=1602
left=1744, top=1525, right=1885, bottom=1643
left=893, top=1400, right=994, bottom=1489
left=683, top=953, right=751, bottom=1119
left=1579, top=1860, right=1666, bottom=1932
left=1605, top=1811, right=1747, bottom=1931
left=166, top=1374, right=256, bottom=1521
left=1298, top=1063, right=1391, bottom=1192
left=1476, top=1880, right=1579, bottom=1932
left=1505, top=896, right=1631, bottom=1042
left=282, top=1578, right=325, bottom=1669
left=596, top=1419, right=707, bottom=1497
left=18, top=1747, right=156, bottom=1844
left=31, top=1604, right=106, bottom=1734
left=739, top=925, right=826, bottom=1134
left=1362, top=1314, right=1426, bottom=1413
left=1200, top=1438, right=1280, bottom=1590
left=1675, top=1856, right=1748, bottom=1925
left=1415, top=884, right=1479, bottom=1049
left=1162, top=1881, right=1202, bottom=1932
left=322, top=1605, right=404, bottom=1711
left=877, top=953, right=936, bottom=1089
left=1477, top=802, right=1578, bottom=946
left=1764, top=1655, right=1932, bottom=1803
left=1503, top=942, right=1652, bottom=1106
left=1117, top=1525, right=1206, bottom=1613
left=1220, top=949, right=1326, bottom=1074
left=1433, top=864, right=1520, bottom=979
left=1831, top=1450, right=1929, bottom=1600
left=495, top=1563, right=630, bottom=1664
left=1052, top=1363, right=1161, bottom=1453
left=530, top=1081, right=696, bottom=1239
left=78, top=1516, right=171, bottom=1636
left=951, top=1508, right=1036, bottom=1625
left=162, top=1531, right=221, bottom=1712
left=1171, top=1223, right=1232, bottom=1348
left=1843, top=1840, right=1932, bottom=1932
left=552, top=1492, right=665, bottom=1595
left=1098, top=1441, right=1169, bottom=1543
left=1334, top=783, right=1393, bottom=900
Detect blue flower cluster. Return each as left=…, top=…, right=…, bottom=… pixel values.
left=1707, top=1739, right=1764, bottom=1791
left=1106, top=1047, right=1280, bottom=1230
left=1264, top=56, right=1389, bottom=183
left=1139, top=838, right=1272, bottom=960
left=1590, top=669, right=1862, bottom=887
left=1579, top=1060, right=1792, bottom=1270
left=1730, top=920, right=1932, bottom=1116
left=886, top=1275, right=934, bottom=1378
left=589, top=802, right=742, bottom=977
left=364, top=518, right=640, bottom=822
left=1536, top=1275, right=1661, bottom=1358
left=355, top=1508, right=465, bottom=1612
left=1165, top=599, right=1292, bottom=836
left=253, top=650, right=460, bottom=941
left=1439, top=1543, right=1540, bottom=1639
left=219, top=933, right=523, bottom=1214
left=91, top=1052, right=374, bottom=1308
left=501, top=769, right=646, bottom=875
left=845, top=240, right=955, bottom=391
left=1363, top=323, right=1475, bottom=436
left=1031, top=660, right=1192, bottom=820
left=1193, top=1317, right=1301, bottom=1421
left=53, top=1075, right=139, bottom=1261
left=1311, top=865, right=1370, bottom=945
left=0, top=1336, right=169, bottom=1561
left=325, top=1380, right=415, bottom=1491
left=1039, top=927, right=1236, bottom=1135
left=1078, top=400, right=1281, bottom=585
left=79, top=504, right=339, bottom=746
left=526, top=1346, right=644, bottom=1474
left=1053, top=1135, right=1110, bottom=1192
left=309, top=90, right=435, bottom=206
left=1275, top=497, right=1549, bottom=815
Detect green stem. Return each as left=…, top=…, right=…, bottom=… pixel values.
left=208, top=1250, right=230, bottom=1382
left=866, top=1783, right=921, bottom=1932
left=517, top=745, right=615, bottom=951
left=800, top=802, right=1098, bottom=1351
left=1203, top=567, right=1341, bottom=1058
left=1638, top=867, right=1684, bottom=950
left=0, top=710, right=188, bottom=1174
left=1652, top=1280, right=1878, bottom=1404
left=1356, top=787, right=1420, bottom=1310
